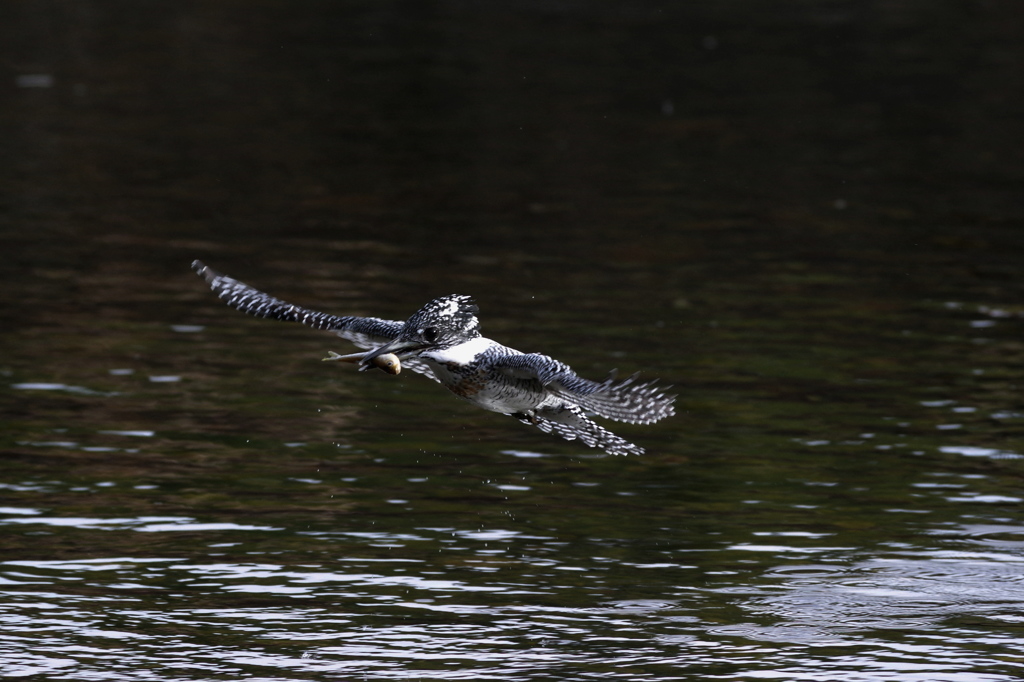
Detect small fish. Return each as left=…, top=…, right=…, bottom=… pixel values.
left=322, top=350, right=401, bottom=375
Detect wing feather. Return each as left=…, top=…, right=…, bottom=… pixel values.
left=192, top=261, right=438, bottom=381
left=496, top=353, right=676, bottom=424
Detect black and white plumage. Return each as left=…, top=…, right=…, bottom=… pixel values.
left=192, top=260, right=675, bottom=455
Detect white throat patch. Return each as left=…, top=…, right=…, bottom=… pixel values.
left=422, top=336, right=496, bottom=366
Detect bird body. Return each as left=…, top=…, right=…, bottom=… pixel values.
left=192, top=261, right=675, bottom=455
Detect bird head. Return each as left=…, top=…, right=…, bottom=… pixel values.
left=358, top=295, right=480, bottom=370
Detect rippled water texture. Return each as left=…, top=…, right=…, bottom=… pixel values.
left=2, top=1, right=1023, bottom=680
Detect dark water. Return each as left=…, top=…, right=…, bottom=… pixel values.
left=2, top=2, right=1024, bottom=680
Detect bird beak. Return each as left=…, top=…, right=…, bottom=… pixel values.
left=357, top=339, right=423, bottom=371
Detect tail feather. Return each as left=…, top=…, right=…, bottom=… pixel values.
left=518, top=404, right=645, bottom=456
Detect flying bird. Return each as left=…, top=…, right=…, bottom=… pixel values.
left=192, top=261, right=675, bottom=455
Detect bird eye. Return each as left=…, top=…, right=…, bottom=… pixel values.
left=421, top=327, right=438, bottom=343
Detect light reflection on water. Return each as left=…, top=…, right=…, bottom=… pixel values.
left=2, top=504, right=1024, bottom=680
left=1, top=516, right=281, bottom=533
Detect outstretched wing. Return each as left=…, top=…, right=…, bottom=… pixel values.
left=516, top=405, right=645, bottom=456
left=495, top=353, right=676, bottom=424
left=192, top=261, right=436, bottom=379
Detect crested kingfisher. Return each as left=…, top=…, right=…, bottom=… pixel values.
left=192, top=261, right=675, bottom=455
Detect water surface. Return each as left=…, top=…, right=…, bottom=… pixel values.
left=2, top=1, right=1023, bottom=680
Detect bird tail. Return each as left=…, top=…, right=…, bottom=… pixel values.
left=519, top=404, right=645, bottom=456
